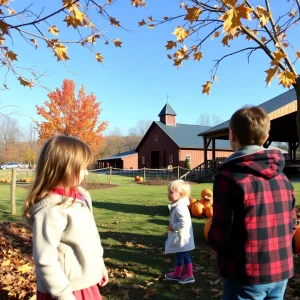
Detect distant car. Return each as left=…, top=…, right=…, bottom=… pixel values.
left=0, top=162, right=22, bottom=170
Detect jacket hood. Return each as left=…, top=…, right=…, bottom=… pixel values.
left=29, top=194, right=73, bottom=218
left=219, top=145, right=285, bottom=180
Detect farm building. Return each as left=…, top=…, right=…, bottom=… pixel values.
left=199, top=88, right=299, bottom=176
left=97, top=149, right=138, bottom=169
left=135, top=104, right=233, bottom=169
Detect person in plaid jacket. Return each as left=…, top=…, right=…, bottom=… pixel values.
left=208, top=106, right=296, bottom=300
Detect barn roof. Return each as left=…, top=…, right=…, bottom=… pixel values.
left=97, top=149, right=137, bottom=161
left=200, top=88, right=297, bottom=136
left=154, top=121, right=231, bottom=149
left=158, top=103, right=177, bottom=116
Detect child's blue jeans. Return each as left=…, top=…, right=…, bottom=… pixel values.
left=175, top=251, right=192, bottom=266
left=223, top=278, right=288, bottom=300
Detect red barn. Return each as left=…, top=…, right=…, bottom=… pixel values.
left=135, top=104, right=233, bottom=169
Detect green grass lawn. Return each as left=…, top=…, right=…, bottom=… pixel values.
left=1, top=174, right=300, bottom=299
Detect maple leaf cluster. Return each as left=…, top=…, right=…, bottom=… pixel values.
left=0, top=0, right=126, bottom=89
left=138, top=0, right=299, bottom=95
left=35, top=79, right=108, bottom=156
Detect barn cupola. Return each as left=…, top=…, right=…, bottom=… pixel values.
left=158, top=103, right=176, bottom=126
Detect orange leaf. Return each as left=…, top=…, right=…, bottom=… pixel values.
left=165, top=40, right=176, bottom=50
left=30, top=38, right=38, bottom=48
left=184, top=6, right=202, bottom=23
left=194, top=51, right=203, bottom=61
left=202, top=81, right=212, bottom=95
left=114, top=38, right=122, bottom=47
left=265, top=66, right=278, bottom=86
left=18, top=77, right=33, bottom=88
left=138, top=19, right=146, bottom=26
left=131, top=0, right=146, bottom=7
left=96, top=53, right=103, bottom=63
left=211, top=31, right=220, bottom=39
left=5, top=50, right=17, bottom=61
left=296, top=52, right=300, bottom=59
left=277, top=70, right=297, bottom=88
left=148, top=24, right=155, bottom=29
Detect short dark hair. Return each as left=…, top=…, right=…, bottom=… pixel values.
left=229, top=106, right=270, bottom=146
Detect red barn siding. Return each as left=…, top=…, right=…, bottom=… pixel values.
left=122, top=154, right=138, bottom=169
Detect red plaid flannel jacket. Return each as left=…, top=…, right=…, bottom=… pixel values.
left=208, top=148, right=296, bottom=284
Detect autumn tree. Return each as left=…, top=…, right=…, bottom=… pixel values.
left=35, top=79, right=108, bottom=155
left=136, top=1, right=300, bottom=139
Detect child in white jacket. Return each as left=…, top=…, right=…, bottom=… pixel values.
left=165, top=179, right=195, bottom=284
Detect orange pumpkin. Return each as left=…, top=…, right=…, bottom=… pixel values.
left=138, top=176, right=144, bottom=182
left=135, top=176, right=140, bottom=181
left=204, top=218, right=212, bottom=241
left=205, top=206, right=213, bottom=218
left=201, top=188, right=213, bottom=201
left=188, top=198, right=197, bottom=210
left=294, top=223, right=300, bottom=253
left=191, top=201, right=205, bottom=217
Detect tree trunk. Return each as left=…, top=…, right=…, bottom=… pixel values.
left=295, top=77, right=300, bottom=142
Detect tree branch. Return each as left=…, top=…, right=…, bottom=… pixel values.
left=264, top=0, right=297, bottom=74
left=9, top=0, right=80, bottom=29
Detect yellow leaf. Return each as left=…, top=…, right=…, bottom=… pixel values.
left=271, top=50, right=286, bottom=66
left=48, top=25, right=59, bottom=35
left=7, top=8, right=16, bottom=15
left=184, top=6, right=202, bottom=24
left=114, top=38, right=122, bottom=47
left=69, top=5, right=85, bottom=22
left=5, top=50, right=17, bottom=61
left=277, top=70, right=297, bottom=88
left=256, top=6, right=271, bottom=27
left=0, top=36, right=5, bottom=45
left=18, top=77, right=33, bottom=88
left=172, top=26, right=189, bottom=42
left=1, top=259, right=11, bottom=267
left=289, top=9, right=296, bottom=17
left=96, top=53, right=103, bottom=63
left=202, top=81, right=212, bottom=95
left=30, top=39, right=38, bottom=48
left=194, top=51, right=203, bottom=61
left=53, top=43, right=69, bottom=61
left=165, top=40, right=176, bottom=50
left=148, top=24, right=155, bottom=29
left=18, top=263, right=33, bottom=274
left=139, top=19, right=146, bottom=26
left=265, top=66, right=278, bottom=86
left=220, top=3, right=253, bottom=35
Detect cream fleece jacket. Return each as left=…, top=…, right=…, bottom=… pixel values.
left=29, top=187, right=105, bottom=300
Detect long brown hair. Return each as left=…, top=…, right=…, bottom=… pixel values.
left=23, top=135, right=93, bottom=219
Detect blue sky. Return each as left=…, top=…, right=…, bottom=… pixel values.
left=1, top=0, right=299, bottom=135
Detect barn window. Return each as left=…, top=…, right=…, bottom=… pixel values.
left=169, top=154, right=173, bottom=163
left=186, top=154, right=191, bottom=162
left=142, top=156, right=145, bottom=164
left=154, top=134, right=158, bottom=142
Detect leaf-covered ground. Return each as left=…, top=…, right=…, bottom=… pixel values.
left=1, top=220, right=300, bottom=300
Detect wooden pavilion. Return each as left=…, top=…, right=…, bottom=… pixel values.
left=198, top=89, right=299, bottom=175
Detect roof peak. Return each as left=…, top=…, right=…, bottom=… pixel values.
left=158, top=103, right=176, bottom=116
